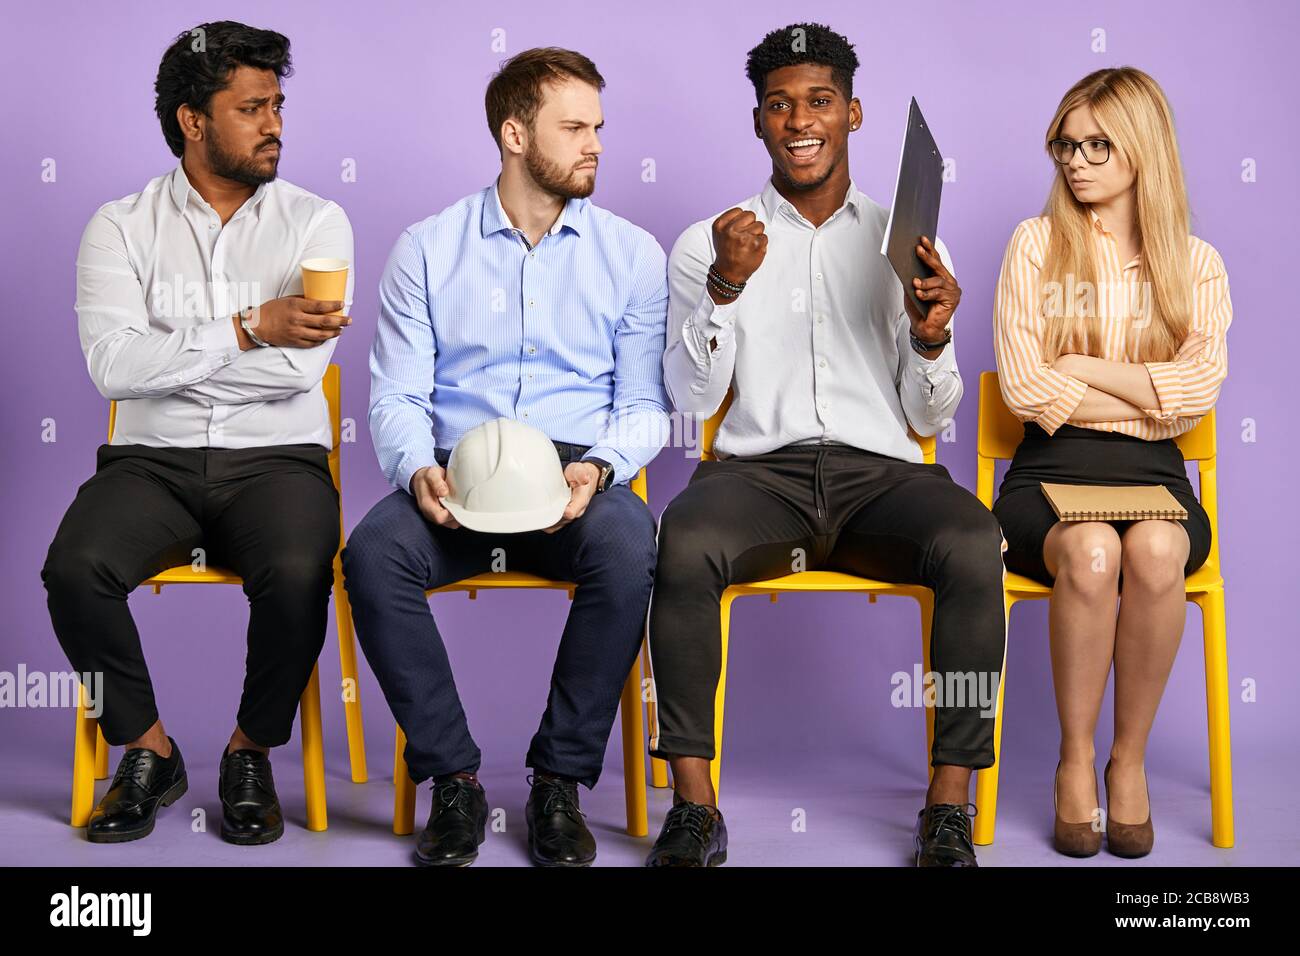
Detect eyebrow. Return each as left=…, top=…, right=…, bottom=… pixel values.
left=765, top=86, right=839, bottom=100
left=561, top=119, right=604, bottom=127
left=239, top=93, right=285, bottom=106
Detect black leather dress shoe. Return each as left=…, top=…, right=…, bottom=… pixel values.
left=525, top=772, right=596, bottom=867
left=914, top=803, right=979, bottom=867
left=415, top=775, right=489, bottom=866
left=218, top=748, right=284, bottom=845
left=87, top=738, right=187, bottom=843
left=644, top=800, right=728, bottom=867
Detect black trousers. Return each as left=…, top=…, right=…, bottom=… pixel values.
left=647, top=443, right=1007, bottom=769
left=41, top=443, right=339, bottom=747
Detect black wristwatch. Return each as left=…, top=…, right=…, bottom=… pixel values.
left=583, top=456, right=615, bottom=493
left=910, top=325, right=952, bottom=355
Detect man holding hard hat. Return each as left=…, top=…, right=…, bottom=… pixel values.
left=342, top=47, right=670, bottom=867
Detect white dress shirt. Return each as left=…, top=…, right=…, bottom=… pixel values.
left=75, top=162, right=354, bottom=449
left=663, top=177, right=962, bottom=463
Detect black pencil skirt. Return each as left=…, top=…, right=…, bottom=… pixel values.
left=992, top=422, right=1212, bottom=587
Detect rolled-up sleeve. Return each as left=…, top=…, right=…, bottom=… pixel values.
left=76, top=208, right=240, bottom=400
left=661, top=220, right=738, bottom=418
left=992, top=220, right=1088, bottom=435
left=1141, top=247, right=1231, bottom=425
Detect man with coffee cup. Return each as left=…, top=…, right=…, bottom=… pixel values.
left=42, top=20, right=353, bottom=846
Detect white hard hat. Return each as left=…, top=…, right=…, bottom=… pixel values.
left=441, top=417, right=572, bottom=533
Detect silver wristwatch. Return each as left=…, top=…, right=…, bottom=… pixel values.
left=238, top=307, right=270, bottom=348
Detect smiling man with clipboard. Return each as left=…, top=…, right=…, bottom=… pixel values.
left=646, top=22, right=1007, bottom=869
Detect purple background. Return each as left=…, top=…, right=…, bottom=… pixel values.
left=2, top=0, right=1296, bottom=866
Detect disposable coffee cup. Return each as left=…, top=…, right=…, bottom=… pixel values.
left=300, top=258, right=349, bottom=316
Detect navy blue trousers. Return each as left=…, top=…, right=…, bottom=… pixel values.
left=342, top=482, right=656, bottom=790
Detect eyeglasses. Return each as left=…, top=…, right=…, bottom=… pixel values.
left=1049, top=138, right=1111, bottom=165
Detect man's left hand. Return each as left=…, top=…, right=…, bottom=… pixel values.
left=903, top=235, right=960, bottom=343
left=542, top=461, right=602, bottom=533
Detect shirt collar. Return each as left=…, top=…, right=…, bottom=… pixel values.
left=169, top=161, right=270, bottom=220
left=481, top=177, right=585, bottom=240
left=760, top=176, right=864, bottom=225
left=1088, top=206, right=1107, bottom=235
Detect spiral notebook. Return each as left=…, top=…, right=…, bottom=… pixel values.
left=1040, top=482, right=1188, bottom=521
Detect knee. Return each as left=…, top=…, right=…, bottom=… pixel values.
left=932, top=508, right=1005, bottom=581
left=571, top=493, right=658, bottom=587
left=1054, top=526, right=1122, bottom=595
left=653, top=501, right=725, bottom=589
left=251, top=549, right=333, bottom=603
left=1121, top=525, right=1186, bottom=593
left=342, top=494, right=424, bottom=593
left=42, top=542, right=116, bottom=601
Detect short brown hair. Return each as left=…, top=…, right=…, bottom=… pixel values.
left=484, top=47, right=605, bottom=154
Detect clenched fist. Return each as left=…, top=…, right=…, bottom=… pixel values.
left=709, top=208, right=768, bottom=302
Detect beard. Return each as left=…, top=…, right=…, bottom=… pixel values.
left=206, top=126, right=280, bottom=187
left=524, top=137, right=596, bottom=200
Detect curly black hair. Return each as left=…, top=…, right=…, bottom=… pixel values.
left=744, top=23, right=860, bottom=104
left=154, top=21, right=293, bottom=158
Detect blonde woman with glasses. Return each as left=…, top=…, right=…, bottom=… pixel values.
left=991, top=67, right=1231, bottom=858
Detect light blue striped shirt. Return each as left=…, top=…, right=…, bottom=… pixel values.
left=369, top=179, right=671, bottom=495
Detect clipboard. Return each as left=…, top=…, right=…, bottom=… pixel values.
left=880, top=97, right=944, bottom=317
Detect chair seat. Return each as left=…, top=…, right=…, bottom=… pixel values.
left=728, top=570, right=928, bottom=595
left=429, top=572, right=575, bottom=593
left=1005, top=561, right=1224, bottom=598
left=144, top=566, right=242, bottom=586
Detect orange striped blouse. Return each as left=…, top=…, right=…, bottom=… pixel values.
left=993, top=209, right=1231, bottom=439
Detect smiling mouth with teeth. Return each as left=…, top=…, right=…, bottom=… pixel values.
left=785, top=138, right=824, bottom=160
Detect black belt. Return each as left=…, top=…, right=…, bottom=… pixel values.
left=435, top=438, right=592, bottom=464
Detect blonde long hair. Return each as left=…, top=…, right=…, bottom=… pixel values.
left=1039, top=67, right=1192, bottom=363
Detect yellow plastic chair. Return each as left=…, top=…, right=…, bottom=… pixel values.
left=974, top=370, right=1232, bottom=847
left=646, top=391, right=942, bottom=800
left=73, top=364, right=368, bottom=833
left=390, top=470, right=653, bottom=838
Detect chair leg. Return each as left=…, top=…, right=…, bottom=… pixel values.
left=620, top=656, right=648, bottom=837
left=71, top=690, right=98, bottom=827
left=300, top=662, right=328, bottom=832
left=1198, top=586, right=1235, bottom=848
left=393, top=725, right=416, bottom=836
left=972, top=592, right=1015, bottom=846
left=94, top=725, right=109, bottom=780
left=332, top=558, right=368, bottom=784
left=917, top=592, right=935, bottom=783
left=708, top=592, right=736, bottom=801
left=643, top=638, right=669, bottom=789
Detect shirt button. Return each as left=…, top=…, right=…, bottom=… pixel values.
left=529, top=299, right=535, bottom=306
left=818, top=359, right=827, bottom=368
left=815, top=272, right=823, bottom=280
left=820, top=400, right=829, bottom=409
left=527, top=373, right=534, bottom=380
left=523, top=412, right=530, bottom=418
left=816, top=316, right=825, bottom=324
left=528, top=346, right=537, bottom=354
left=530, top=253, right=536, bottom=258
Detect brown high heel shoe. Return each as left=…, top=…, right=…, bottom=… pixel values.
left=1053, top=761, right=1102, bottom=857
left=1104, top=758, right=1154, bottom=858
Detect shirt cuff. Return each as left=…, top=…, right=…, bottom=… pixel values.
left=1034, top=375, right=1089, bottom=436
left=690, top=293, right=738, bottom=339
left=1143, top=361, right=1184, bottom=423
left=396, top=451, right=437, bottom=498
left=200, top=314, right=242, bottom=357
left=582, top=446, right=634, bottom=486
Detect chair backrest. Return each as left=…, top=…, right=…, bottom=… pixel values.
left=108, top=365, right=345, bottom=497
left=975, top=369, right=1220, bottom=573
left=699, top=388, right=937, bottom=464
